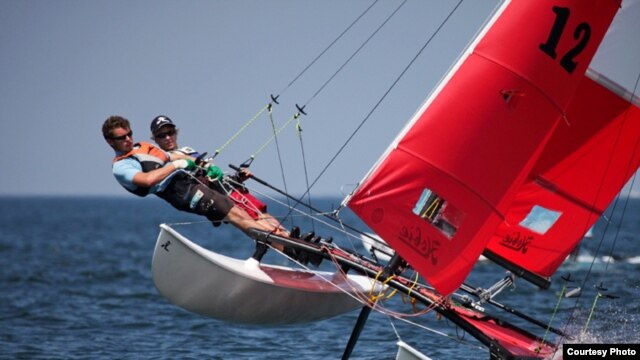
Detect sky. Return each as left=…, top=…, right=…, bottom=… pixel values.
left=1, top=0, right=638, bottom=198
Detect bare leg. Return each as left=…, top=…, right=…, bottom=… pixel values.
left=257, top=213, right=288, bottom=236
left=224, top=205, right=286, bottom=250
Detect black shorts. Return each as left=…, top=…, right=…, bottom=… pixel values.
left=157, top=173, right=234, bottom=223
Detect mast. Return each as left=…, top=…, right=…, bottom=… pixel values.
left=341, top=254, right=406, bottom=360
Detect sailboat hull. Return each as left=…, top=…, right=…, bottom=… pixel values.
left=152, top=224, right=376, bottom=325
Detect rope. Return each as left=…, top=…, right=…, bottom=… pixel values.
left=246, top=0, right=407, bottom=163
left=249, top=112, right=299, bottom=160
left=275, top=0, right=382, bottom=98
left=602, top=175, right=637, bottom=273
left=582, top=291, right=603, bottom=335
left=369, top=271, right=399, bottom=302
left=267, top=103, right=294, bottom=216
left=295, top=117, right=316, bottom=232
left=603, top=72, right=640, bottom=272
left=536, top=276, right=569, bottom=353
left=212, top=104, right=270, bottom=159
left=300, top=0, right=408, bottom=108
left=560, top=65, right=640, bottom=338
left=388, top=315, right=486, bottom=352
left=163, top=178, right=486, bottom=353
left=212, top=1, right=382, bottom=162
left=286, top=0, right=464, bottom=220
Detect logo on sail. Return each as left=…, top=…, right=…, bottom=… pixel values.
left=500, top=232, right=532, bottom=254
left=398, top=225, right=440, bottom=265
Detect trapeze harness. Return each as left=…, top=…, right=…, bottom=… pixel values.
left=170, top=146, right=267, bottom=219
left=113, top=142, right=234, bottom=222
left=112, top=142, right=170, bottom=197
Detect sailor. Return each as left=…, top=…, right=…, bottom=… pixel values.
left=103, top=115, right=323, bottom=266
left=149, top=115, right=329, bottom=262
left=149, top=115, right=276, bottom=228
left=102, top=115, right=286, bottom=238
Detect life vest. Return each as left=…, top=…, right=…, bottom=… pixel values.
left=113, top=142, right=170, bottom=196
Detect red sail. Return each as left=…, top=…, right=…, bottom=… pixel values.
left=485, top=75, right=640, bottom=278
left=486, top=0, right=640, bottom=280
left=348, top=0, right=620, bottom=295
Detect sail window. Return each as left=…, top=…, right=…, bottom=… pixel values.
left=412, top=188, right=464, bottom=239
left=519, top=205, right=561, bottom=235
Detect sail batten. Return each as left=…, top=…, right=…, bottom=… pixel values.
left=348, top=0, right=621, bottom=295
left=533, top=175, right=607, bottom=215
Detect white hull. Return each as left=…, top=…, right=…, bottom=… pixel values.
left=396, top=341, right=433, bottom=360
left=152, top=224, right=378, bottom=324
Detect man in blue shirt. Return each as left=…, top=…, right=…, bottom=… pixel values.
left=102, top=115, right=286, bottom=237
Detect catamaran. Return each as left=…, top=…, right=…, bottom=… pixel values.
left=152, top=0, right=640, bottom=358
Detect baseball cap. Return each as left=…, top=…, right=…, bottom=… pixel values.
left=150, top=115, right=176, bottom=133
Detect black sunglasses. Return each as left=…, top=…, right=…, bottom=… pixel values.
left=110, top=130, right=133, bottom=141
left=154, top=128, right=177, bottom=139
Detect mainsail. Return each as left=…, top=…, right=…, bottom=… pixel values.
left=347, top=0, right=623, bottom=295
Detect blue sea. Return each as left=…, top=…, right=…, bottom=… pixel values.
left=2, top=196, right=639, bottom=359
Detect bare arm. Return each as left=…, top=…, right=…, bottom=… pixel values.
left=168, top=151, right=194, bottom=161
left=132, top=163, right=180, bottom=188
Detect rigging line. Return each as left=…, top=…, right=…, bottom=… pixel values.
left=270, top=247, right=378, bottom=309
left=604, top=168, right=639, bottom=273
left=246, top=0, right=408, bottom=163
left=603, top=72, right=640, bottom=272
left=249, top=112, right=298, bottom=160
left=267, top=107, right=294, bottom=216
left=242, top=1, right=382, bottom=160
left=241, top=180, right=366, bottom=245
left=296, top=121, right=316, bottom=232
left=232, top=164, right=387, bottom=252
left=536, top=279, right=568, bottom=354
left=275, top=0, right=381, bottom=98
left=274, top=245, right=442, bottom=326
left=267, top=240, right=410, bottom=314
left=581, top=283, right=619, bottom=336
left=213, top=104, right=270, bottom=159
left=389, top=314, right=487, bottom=352
left=561, top=70, right=640, bottom=336
left=166, top=220, right=216, bottom=227
left=559, top=198, right=616, bottom=338
left=604, top=181, right=637, bottom=272
left=247, top=0, right=406, bottom=162
left=289, top=0, right=464, bottom=214
left=301, top=0, right=408, bottom=108
left=581, top=292, right=603, bottom=336
left=388, top=319, right=402, bottom=342
left=217, top=1, right=382, bottom=163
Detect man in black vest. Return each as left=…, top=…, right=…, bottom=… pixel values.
left=102, top=115, right=287, bottom=237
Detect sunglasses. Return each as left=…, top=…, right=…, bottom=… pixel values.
left=154, top=128, right=177, bottom=139
left=110, top=130, right=133, bottom=141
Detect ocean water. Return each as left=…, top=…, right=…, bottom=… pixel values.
left=1, top=196, right=639, bottom=359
